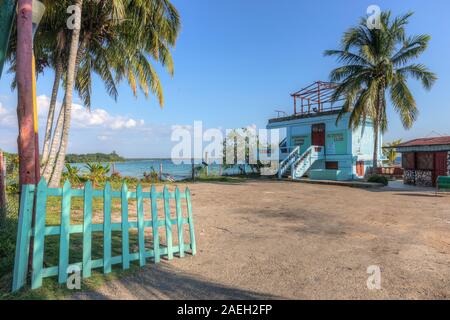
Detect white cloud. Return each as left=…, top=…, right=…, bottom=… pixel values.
left=37, top=95, right=51, bottom=117
left=71, top=103, right=144, bottom=130
left=0, top=102, right=17, bottom=127
left=1, top=95, right=182, bottom=157
left=97, top=135, right=110, bottom=141
left=34, top=94, right=145, bottom=130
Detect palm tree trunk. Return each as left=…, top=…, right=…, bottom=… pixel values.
left=372, top=82, right=385, bottom=172
left=41, top=57, right=62, bottom=169
left=16, top=0, right=36, bottom=187
left=372, top=118, right=379, bottom=171
left=43, top=37, right=85, bottom=184
left=49, top=0, right=84, bottom=187
left=41, top=97, right=65, bottom=182
left=49, top=38, right=87, bottom=187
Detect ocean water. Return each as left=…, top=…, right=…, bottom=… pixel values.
left=70, top=159, right=254, bottom=181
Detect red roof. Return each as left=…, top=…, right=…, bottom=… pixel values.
left=397, top=136, right=450, bottom=148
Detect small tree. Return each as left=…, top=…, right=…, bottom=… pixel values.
left=382, top=139, right=402, bottom=165
left=62, top=163, right=81, bottom=186
left=84, top=162, right=110, bottom=187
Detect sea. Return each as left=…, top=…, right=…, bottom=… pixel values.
left=70, top=159, right=253, bottom=181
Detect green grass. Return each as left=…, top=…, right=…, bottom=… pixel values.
left=0, top=193, right=146, bottom=300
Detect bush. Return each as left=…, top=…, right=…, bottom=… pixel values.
left=142, top=167, right=159, bottom=183
left=109, top=172, right=123, bottom=182
left=0, top=196, right=19, bottom=296
left=368, top=174, right=389, bottom=186
left=6, top=183, right=19, bottom=195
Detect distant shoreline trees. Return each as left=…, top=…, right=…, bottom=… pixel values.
left=65, top=151, right=125, bottom=163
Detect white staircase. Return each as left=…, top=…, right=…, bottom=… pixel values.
left=278, top=146, right=324, bottom=180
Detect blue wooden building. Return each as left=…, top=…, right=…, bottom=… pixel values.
left=267, top=81, right=383, bottom=181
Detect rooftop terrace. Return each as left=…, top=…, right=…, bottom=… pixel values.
left=270, top=81, right=344, bottom=123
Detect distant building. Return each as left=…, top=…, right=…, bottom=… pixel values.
left=395, top=136, right=450, bottom=187
left=267, top=81, right=382, bottom=181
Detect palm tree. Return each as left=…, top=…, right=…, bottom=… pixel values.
left=325, top=11, right=437, bottom=170
left=62, top=163, right=81, bottom=185
left=6, top=1, right=180, bottom=186
left=47, top=0, right=84, bottom=187
left=383, top=139, right=402, bottom=164
left=44, top=0, right=180, bottom=187
left=5, top=0, right=69, bottom=169
left=85, top=162, right=110, bottom=187
left=39, top=1, right=71, bottom=167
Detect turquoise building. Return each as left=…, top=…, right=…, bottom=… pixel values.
left=267, top=81, right=383, bottom=181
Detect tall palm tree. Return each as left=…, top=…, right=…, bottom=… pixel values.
left=5, top=0, right=67, bottom=168
left=6, top=0, right=180, bottom=186
left=43, top=0, right=180, bottom=186
left=325, top=11, right=437, bottom=170
left=47, top=0, right=84, bottom=187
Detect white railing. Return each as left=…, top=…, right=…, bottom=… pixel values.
left=278, top=146, right=300, bottom=178
left=291, top=146, right=324, bottom=180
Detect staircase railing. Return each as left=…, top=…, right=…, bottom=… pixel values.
left=291, top=146, right=324, bottom=180
left=278, top=145, right=300, bottom=178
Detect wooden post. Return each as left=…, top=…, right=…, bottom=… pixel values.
left=159, top=162, right=163, bottom=181
left=17, top=0, right=37, bottom=188
left=0, top=151, right=6, bottom=221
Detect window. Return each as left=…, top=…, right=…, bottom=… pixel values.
left=416, top=152, right=434, bottom=170
left=402, top=153, right=415, bottom=170
left=326, top=161, right=339, bottom=170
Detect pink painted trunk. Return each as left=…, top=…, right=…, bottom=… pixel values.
left=16, top=0, right=36, bottom=187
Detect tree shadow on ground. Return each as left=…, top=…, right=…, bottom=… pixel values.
left=72, top=263, right=280, bottom=300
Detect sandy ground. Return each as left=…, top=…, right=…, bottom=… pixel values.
left=72, top=180, right=450, bottom=300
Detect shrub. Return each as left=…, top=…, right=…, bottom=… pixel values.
left=84, top=162, right=110, bottom=187
left=368, top=174, right=389, bottom=186
left=109, top=172, right=123, bottom=182
left=6, top=183, right=19, bottom=195
left=142, top=167, right=159, bottom=183
left=62, top=163, right=81, bottom=185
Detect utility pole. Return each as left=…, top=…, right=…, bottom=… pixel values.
left=17, top=0, right=37, bottom=188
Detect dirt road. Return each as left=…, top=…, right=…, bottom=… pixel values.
left=72, top=180, right=450, bottom=299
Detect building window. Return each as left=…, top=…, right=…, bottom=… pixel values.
left=326, top=161, right=339, bottom=170
left=416, top=152, right=434, bottom=170
left=402, top=152, right=415, bottom=170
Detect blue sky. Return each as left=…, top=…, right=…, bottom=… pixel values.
left=1, top=0, right=449, bottom=157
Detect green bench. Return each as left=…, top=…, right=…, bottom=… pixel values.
left=436, top=176, right=450, bottom=194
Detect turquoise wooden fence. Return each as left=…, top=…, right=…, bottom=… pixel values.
left=12, top=179, right=196, bottom=292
